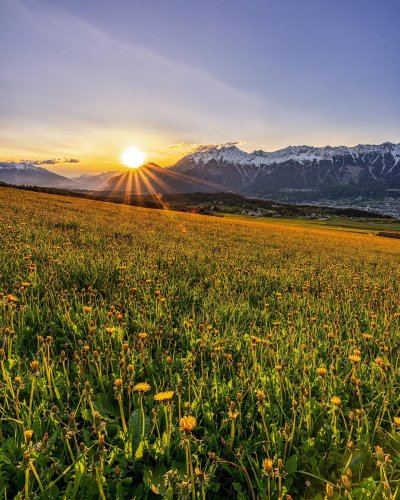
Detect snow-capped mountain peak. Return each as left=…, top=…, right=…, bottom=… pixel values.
left=170, top=141, right=400, bottom=198
left=177, top=142, right=400, bottom=168
left=0, top=161, right=77, bottom=188
left=0, top=161, right=41, bottom=171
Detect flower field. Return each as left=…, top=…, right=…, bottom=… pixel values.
left=1, top=187, right=400, bottom=499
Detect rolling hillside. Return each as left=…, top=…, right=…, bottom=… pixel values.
left=1, top=186, right=400, bottom=498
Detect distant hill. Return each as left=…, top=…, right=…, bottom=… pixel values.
left=0, top=162, right=77, bottom=188
left=104, top=162, right=220, bottom=194
left=1, top=182, right=392, bottom=219
left=71, top=170, right=122, bottom=190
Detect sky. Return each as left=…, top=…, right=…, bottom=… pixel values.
left=1, top=0, right=399, bottom=175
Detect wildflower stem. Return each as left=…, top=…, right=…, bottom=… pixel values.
left=28, top=377, right=35, bottom=427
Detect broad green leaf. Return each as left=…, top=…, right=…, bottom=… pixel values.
left=285, top=455, right=298, bottom=475
left=143, top=464, right=168, bottom=496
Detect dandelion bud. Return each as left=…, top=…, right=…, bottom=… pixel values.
left=341, top=474, right=351, bottom=491
left=93, top=411, right=102, bottom=426
left=98, top=434, right=105, bottom=450
left=29, top=360, right=39, bottom=372
left=263, top=458, right=273, bottom=474
left=347, top=440, right=355, bottom=452
left=24, top=430, right=33, bottom=443
left=325, top=483, right=334, bottom=498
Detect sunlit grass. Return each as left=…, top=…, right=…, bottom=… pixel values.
left=0, top=187, right=400, bottom=498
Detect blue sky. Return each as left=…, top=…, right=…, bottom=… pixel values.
left=1, top=0, right=399, bottom=173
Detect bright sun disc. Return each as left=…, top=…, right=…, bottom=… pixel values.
left=121, top=147, right=145, bottom=169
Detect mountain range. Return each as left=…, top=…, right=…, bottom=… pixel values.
left=171, top=142, right=400, bottom=199
left=2, top=142, right=400, bottom=200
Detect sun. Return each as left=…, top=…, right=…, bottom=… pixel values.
left=121, top=146, right=146, bottom=169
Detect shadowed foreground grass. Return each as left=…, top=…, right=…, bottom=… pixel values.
left=1, top=186, right=400, bottom=499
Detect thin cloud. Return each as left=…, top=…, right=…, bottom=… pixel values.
left=168, top=141, right=246, bottom=153
left=19, top=158, right=80, bottom=165
left=191, top=142, right=244, bottom=153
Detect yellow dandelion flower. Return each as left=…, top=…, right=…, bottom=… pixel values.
left=134, top=382, right=151, bottom=393
left=362, top=333, right=373, bottom=340
left=154, top=391, right=174, bottom=402
left=331, top=396, right=342, bottom=406
left=227, top=409, right=239, bottom=420
left=180, top=415, right=197, bottom=433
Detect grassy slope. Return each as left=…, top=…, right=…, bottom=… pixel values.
left=1, top=186, right=400, bottom=499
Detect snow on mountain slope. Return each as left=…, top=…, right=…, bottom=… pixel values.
left=0, top=162, right=77, bottom=188
left=170, top=142, right=400, bottom=197
left=176, top=142, right=400, bottom=168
